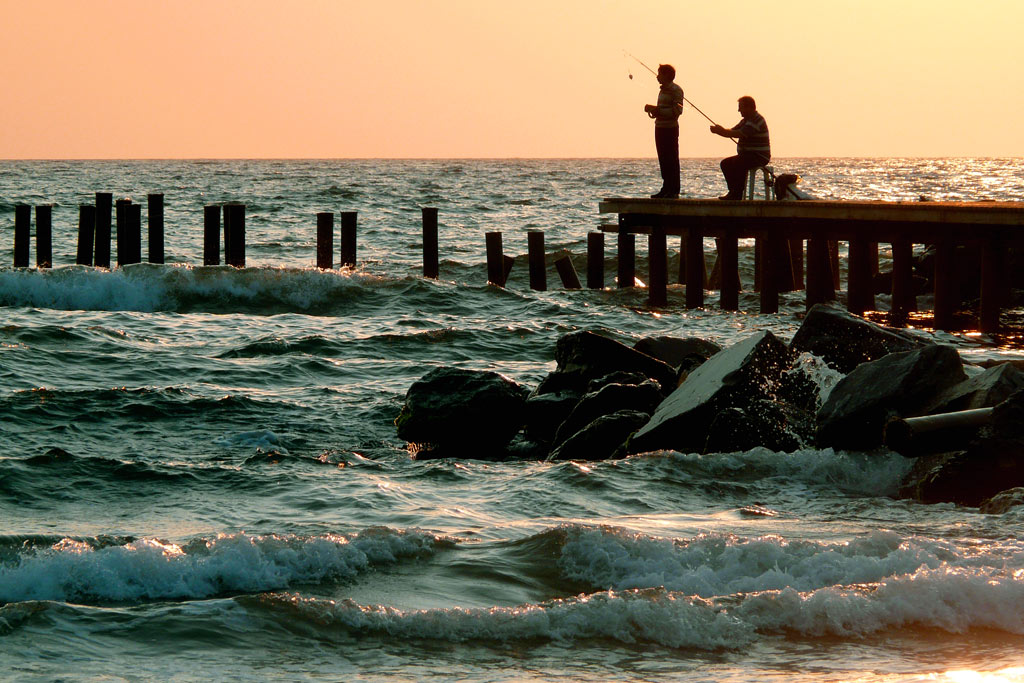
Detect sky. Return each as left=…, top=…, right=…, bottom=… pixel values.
left=1, top=0, right=1022, bottom=159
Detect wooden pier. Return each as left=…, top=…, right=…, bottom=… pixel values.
left=598, top=198, right=1024, bottom=332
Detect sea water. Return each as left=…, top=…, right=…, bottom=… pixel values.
left=1, top=158, right=1024, bottom=681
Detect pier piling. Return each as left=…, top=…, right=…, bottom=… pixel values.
left=14, top=204, right=30, bottom=267
left=340, top=211, right=357, bottom=268
left=35, top=205, right=53, bottom=268
left=587, top=232, right=604, bottom=289
left=527, top=231, right=546, bottom=291
left=316, top=212, right=334, bottom=269
left=224, top=202, right=246, bottom=267
left=204, top=205, right=221, bottom=266
left=148, top=194, right=164, bottom=264
left=115, top=199, right=131, bottom=267
left=684, top=228, right=703, bottom=308
left=648, top=227, right=667, bottom=307
left=485, top=232, right=505, bottom=286
left=76, top=205, right=96, bottom=266
left=555, top=253, right=582, bottom=290
left=890, top=239, right=915, bottom=320
left=617, top=232, right=635, bottom=288
left=719, top=232, right=739, bottom=311
left=95, top=193, right=112, bottom=268
left=422, top=208, right=439, bottom=279
left=125, top=203, right=142, bottom=265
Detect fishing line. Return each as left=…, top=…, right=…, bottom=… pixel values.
left=623, top=50, right=723, bottom=128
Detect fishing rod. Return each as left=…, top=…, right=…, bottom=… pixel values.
left=623, top=50, right=722, bottom=128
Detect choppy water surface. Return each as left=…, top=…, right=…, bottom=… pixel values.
left=2, top=159, right=1024, bottom=682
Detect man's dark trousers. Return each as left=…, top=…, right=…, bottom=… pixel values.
left=655, top=127, right=679, bottom=196
left=720, top=152, right=768, bottom=199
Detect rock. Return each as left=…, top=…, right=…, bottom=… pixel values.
left=552, top=330, right=678, bottom=394
left=524, top=391, right=582, bottom=445
left=551, top=380, right=664, bottom=449
left=586, top=371, right=659, bottom=394
left=790, top=303, right=931, bottom=374
left=979, top=487, right=1024, bottom=514
left=817, top=344, right=967, bottom=451
left=632, top=335, right=723, bottom=369
left=703, top=399, right=812, bottom=453
left=777, top=352, right=844, bottom=414
left=547, top=410, right=650, bottom=461
left=395, top=367, right=529, bottom=454
left=627, top=331, right=792, bottom=454
left=924, top=362, right=1024, bottom=414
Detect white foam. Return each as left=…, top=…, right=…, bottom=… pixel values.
left=0, top=529, right=450, bottom=603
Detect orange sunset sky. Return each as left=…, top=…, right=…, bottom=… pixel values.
left=2, top=0, right=1022, bottom=159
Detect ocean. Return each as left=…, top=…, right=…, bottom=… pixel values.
left=1, top=158, right=1023, bottom=682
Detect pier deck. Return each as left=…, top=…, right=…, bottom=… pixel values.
left=598, top=198, right=1024, bottom=332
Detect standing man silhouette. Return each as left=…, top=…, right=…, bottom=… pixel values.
left=644, top=64, right=684, bottom=199
left=710, top=95, right=770, bottom=200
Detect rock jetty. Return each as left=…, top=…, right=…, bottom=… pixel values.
left=395, top=302, right=1024, bottom=512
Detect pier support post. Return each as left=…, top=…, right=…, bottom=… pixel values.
left=847, top=237, right=874, bottom=315
left=684, top=227, right=704, bottom=309
left=204, top=205, right=221, bottom=265
left=486, top=232, right=505, bottom=286
left=95, top=192, right=112, bottom=268
left=76, top=205, right=95, bottom=266
left=648, top=226, right=667, bottom=307
left=979, top=237, right=1004, bottom=333
left=35, top=205, right=53, bottom=268
left=422, top=207, right=439, bottom=279
left=527, top=231, right=547, bottom=291
left=760, top=229, right=780, bottom=314
left=617, top=232, right=635, bottom=288
left=932, top=231, right=955, bottom=331
left=148, top=194, right=164, bottom=264
left=806, top=235, right=835, bottom=306
left=587, top=232, right=604, bottom=289
left=340, top=211, right=357, bottom=268
left=14, top=204, right=30, bottom=267
left=224, top=202, right=246, bottom=267
left=719, top=231, right=739, bottom=311
left=316, top=212, right=334, bottom=269
left=890, top=238, right=915, bottom=321
left=555, top=253, right=582, bottom=289
left=679, top=234, right=708, bottom=288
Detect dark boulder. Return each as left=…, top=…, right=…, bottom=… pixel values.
left=627, top=331, right=792, bottom=454
left=550, top=330, right=678, bottom=394
left=395, top=367, right=529, bottom=455
left=790, top=303, right=931, bottom=374
left=524, top=391, right=582, bottom=445
left=704, top=399, right=814, bottom=453
left=551, top=380, right=664, bottom=450
left=547, top=410, right=650, bottom=461
left=980, top=488, right=1024, bottom=514
left=923, top=362, right=1024, bottom=414
left=632, top=335, right=723, bottom=369
left=817, top=344, right=967, bottom=451
left=586, top=371, right=659, bottom=394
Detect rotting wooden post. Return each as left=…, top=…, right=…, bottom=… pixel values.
left=339, top=211, right=357, bottom=268
left=760, top=228, right=779, bottom=314
left=829, top=241, right=840, bottom=290
left=485, top=231, right=505, bottom=286
left=502, top=254, right=515, bottom=283
left=316, top=212, right=334, bottom=269
left=555, top=253, right=582, bottom=290
left=789, top=239, right=804, bottom=289
left=76, top=205, right=95, bottom=266
left=527, top=230, right=546, bottom=291
left=203, top=205, right=221, bottom=265
left=14, top=204, right=30, bottom=267
left=617, top=232, right=635, bottom=288
left=932, top=230, right=955, bottom=330
left=94, top=192, right=112, bottom=268
left=890, top=238, right=915, bottom=321
left=115, top=199, right=131, bottom=267
left=126, top=203, right=142, bottom=265
left=719, top=230, right=739, bottom=311
left=587, top=232, right=604, bottom=289
left=979, top=237, right=1003, bottom=333
left=648, top=226, right=667, bottom=307
left=35, top=204, right=53, bottom=268
left=148, top=194, right=164, bottom=264
left=422, top=207, right=439, bottom=279
left=684, top=227, right=704, bottom=309
left=224, top=202, right=246, bottom=267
